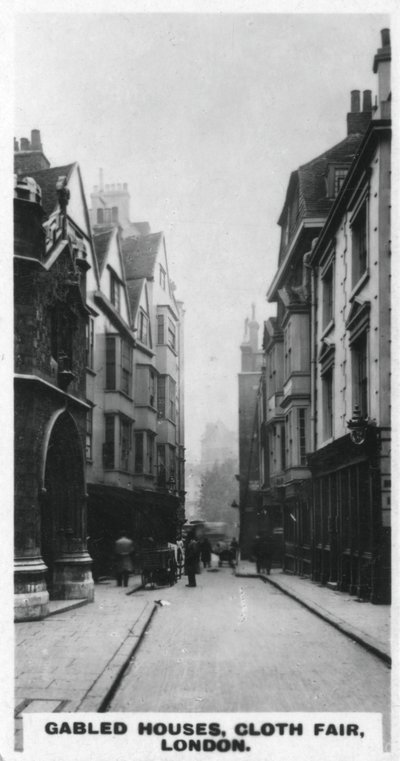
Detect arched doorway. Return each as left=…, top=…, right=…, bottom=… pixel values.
left=41, top=411, right=86, bottom=597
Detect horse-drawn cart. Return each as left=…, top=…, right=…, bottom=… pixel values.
left=139, top=547, right=177, bottom=588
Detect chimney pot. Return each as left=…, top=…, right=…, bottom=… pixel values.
left=14, top=138, right=19, bottom=152
left=31, top=129, right=42, bottom=151
left=20, top=137, right=30, bottom=151
left=362, top=90, right=372, bottom=112
left=123, top=183, right=128, bottom=191
left=350, top=90, right=360, bottom=113
left=381, top=28, right=390, bottom=47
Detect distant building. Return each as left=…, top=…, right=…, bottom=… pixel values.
left=200, top=420, right=237, bottom=470
left=14, top=132, right=95, bottom=619
left=237, top=306, right=263, bottom=557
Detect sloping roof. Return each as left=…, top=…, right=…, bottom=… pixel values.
left=93, top=226, right=115, bottom=275
left=126, top=278, right=145, bottom=320
left=122, top=232, right=163, bottom=281
left=26, top=164, right=76, bottom=218
left=278, top=133, right=364, bottom=225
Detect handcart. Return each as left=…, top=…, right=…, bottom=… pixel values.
left=139, top=547, right=177, bottom=588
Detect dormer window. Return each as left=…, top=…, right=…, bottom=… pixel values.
left=326, top=164, right=349, bottom=198
left=334, top=168, right=348, bottom=196
left=138, top=310, right=149, bottom=345
left=110, top=271, right=121, bottom=312
left=160, top=265, right=166, bottom=290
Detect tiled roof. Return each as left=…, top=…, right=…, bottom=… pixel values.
left=24, top=164, right=75, bottom=218
left=297, top=133, right=364, bottom=217
left=93, top=226, right=115, bottom=275
left=122, top=232, right=163, bottom=281
left=126, top=279, right=145, bottom=319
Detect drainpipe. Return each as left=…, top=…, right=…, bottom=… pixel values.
left=308, top=241, right=318, bottom=453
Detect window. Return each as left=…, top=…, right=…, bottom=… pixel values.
left=86, top=408, right=93, bottom=460
left=157, top=444, right=166, bottom=486
left=280, top=422, right=286, bottom=471
left=112, top=206, right=118, bottom=223
left=138, top=311, right=149, bottom=345
left=103, top=415, right=115, bottom=469
left=168, top=444, right=176, bottom=481
left=157, top=314, right=165, bottom=344
left=284, top=323, right=292, bottom=380
left=158, top=376, right=166, bottom=418
left=135, top=432, right=144, bottom=473
left=120, top=418, right=131, bottom=471
left=159, top=266, right=166, bottom=290
left=322, top=264, right=333, bottom=328
left=352, top=203, right=368, bottom=285
left=352, top=332, right=368, bottom=417
left=86, top=317, right=94, bottom=369
left=169, top=378, right=176, bottom=422
left=105, top=336, right=116, bottom=390
left=120, top=340, right=132, bottom=396
left=110, top=272, right=121, bottom=312
left=168, top=319, right=176, bottom=350
left=334, top=168, right=348, bottom=196
left=147, top=434, right=155, bottom=474
left=298, top=408, right=307, bottom=465
left=322, top=368, right=333, bottom=440
left=149, top=370, right=156, bottom=407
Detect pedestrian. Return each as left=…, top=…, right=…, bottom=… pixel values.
left=199, top=537, right=212, bottom=569
left=261, top=534, right=273, bottom=575
left=176, top=536, right=184, bottom=579
left=114, top=531, right=134, bottom=587
left=184, top=530, right=199, bottom=587
left=230, top=537, right=239, bottom=568
left=252, top=534, right=263, bottom=574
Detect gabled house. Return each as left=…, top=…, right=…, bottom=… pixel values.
left=308, top=29, right=391, bottom=602
left=265, top=90, right=373, bottom=577
left=122, top=230, right=186, bottom=539
left=14, top=133, right=95, bottom=619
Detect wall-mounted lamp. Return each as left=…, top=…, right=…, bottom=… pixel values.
left=347, top=404, right=374, bottom=445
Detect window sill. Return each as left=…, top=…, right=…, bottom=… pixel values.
left=321, top=319, right=334, bottom=339
left=349, top=270, right=369, bottom=302
left=104, top=389, right=134, bottom=402
left=320, top=436, right=334, bottom=447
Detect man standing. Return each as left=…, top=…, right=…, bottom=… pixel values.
left=114, top=531, right=134, bottom=587
left=184, top=530, right=199, bottom=587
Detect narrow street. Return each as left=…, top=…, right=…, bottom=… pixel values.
left=108, top=567, right=390, bottom=741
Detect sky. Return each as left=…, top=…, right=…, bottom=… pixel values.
left=14, top=11, right=390, bottom=462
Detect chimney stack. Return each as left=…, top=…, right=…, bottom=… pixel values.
left=350, top=90, right=360, bottom=112
left=347, top=90, right=371, bottom=135
left=373, top=28, right=391, bottom=115
left=362, top=90, right=372, bottom=112
left=30, top=129, right=42, bottom=151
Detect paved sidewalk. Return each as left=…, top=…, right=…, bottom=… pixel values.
left=14, top=575, right=157, bottom=751
left=237, top=561, right=390, bottom=663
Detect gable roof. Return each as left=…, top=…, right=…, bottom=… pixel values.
left=278, top=133, right=365, bottom=226
left=92, top=225, right=115, bottom=275
left=122, top=232, right=163, bottom=281
left=27, top=164, right=76, bottom=218
left=126, top=278, right=146, bottom=321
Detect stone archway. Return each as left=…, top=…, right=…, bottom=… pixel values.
left=42, top=410, right=93, bottom=601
